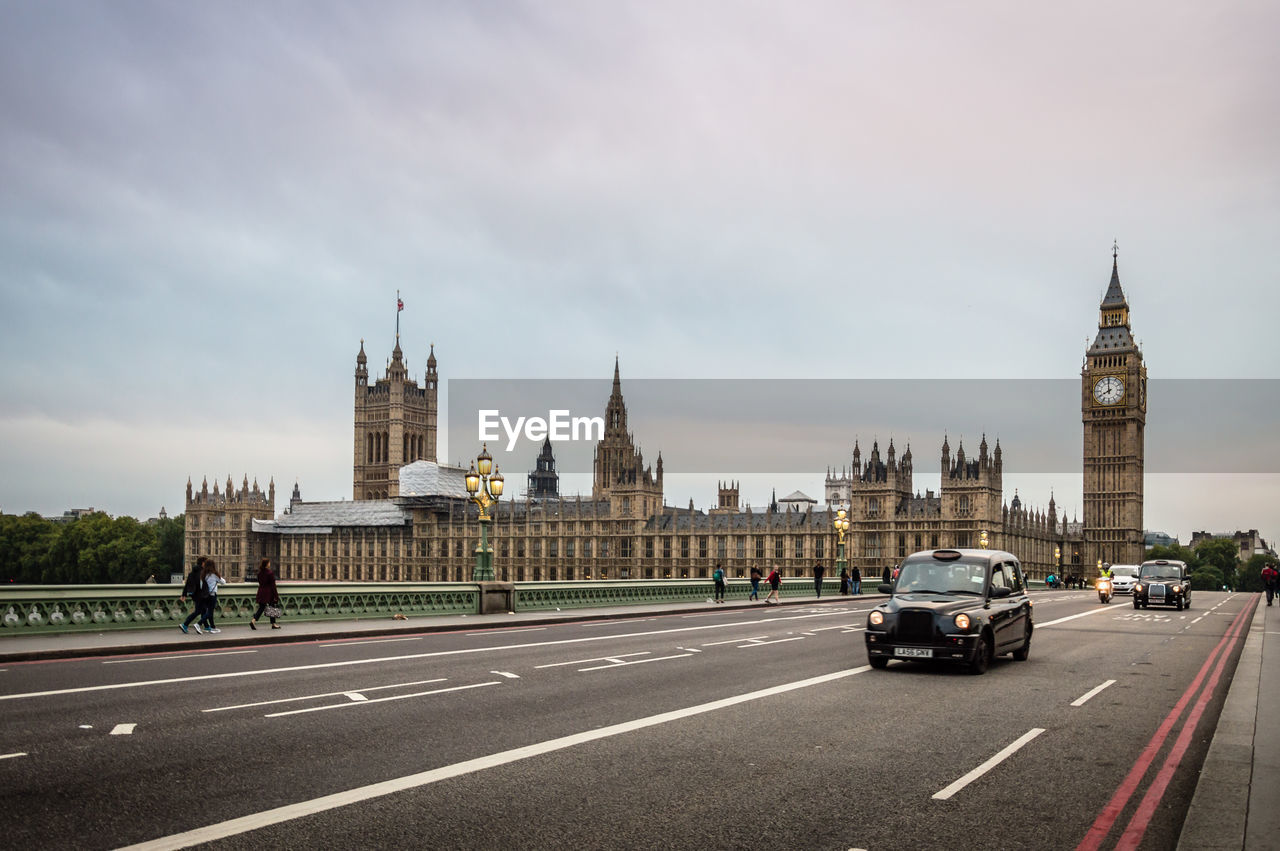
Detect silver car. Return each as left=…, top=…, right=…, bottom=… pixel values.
left=1110, top=564, right=1140, bottom=595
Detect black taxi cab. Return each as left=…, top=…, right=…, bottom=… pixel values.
left=865, top=549, right=1033, bottom=674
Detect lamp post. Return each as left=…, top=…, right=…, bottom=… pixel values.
left=833, top=508, right=851, bottom=575
left=464, top=444, right=505, bottom=582
left=1055, top=545, right=1061, bottom=582
left=979, top=529, right=989, bottom=550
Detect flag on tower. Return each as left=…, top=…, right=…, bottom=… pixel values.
left=397, top=297, right=404, bottom=312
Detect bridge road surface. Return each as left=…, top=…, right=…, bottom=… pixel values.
left=0, top=590, right=1255, bottom=850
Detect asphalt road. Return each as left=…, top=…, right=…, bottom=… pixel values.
left=0, top=590, right=1256, bottom=850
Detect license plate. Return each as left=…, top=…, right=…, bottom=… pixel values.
left=895, top=647, right=933, bottom=658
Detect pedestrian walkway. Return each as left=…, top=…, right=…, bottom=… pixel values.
left=0, top=592, right=880, bottom=663
left=1178, top=595, right=1276, bottom=850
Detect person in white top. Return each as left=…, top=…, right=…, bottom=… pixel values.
left=198, top=560, right=227, bottom=634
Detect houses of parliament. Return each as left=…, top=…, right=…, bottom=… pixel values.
left=185, top=252, right=1147, bottom=584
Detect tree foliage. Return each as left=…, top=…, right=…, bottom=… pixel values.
left=0, top=512, right=185, bottom=584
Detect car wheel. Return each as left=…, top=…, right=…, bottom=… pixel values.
left=1012, top=621, right=1032, bottom=661
left=869, top=656, right=888, bottom=669
left=1133, top=599, right=1140, bottom=610
left=1184, top=597, right=1190, bottom=610
left=1175, top=598, right=1183, bottom=611
left=968, top=632, right=992, bottom=675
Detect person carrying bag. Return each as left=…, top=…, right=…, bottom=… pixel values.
left=250, top=557, right=283, bottom=630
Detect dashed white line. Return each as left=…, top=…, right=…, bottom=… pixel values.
left=1071, top=680, right=1117, bottom=707
left=121, top=667, right=871, bottom=850
left=265, top=682, right=500, bottom=718
left=579, top=654, right=693, bottom=672
left=1191, top=617, right=1203, bottom=625
left=536, top=652, right=649, bottom=669
left=1038, top=607, right=1121, bottom=628
left=466, top=627, right=546, bottom=636
left=490, top=671, right=520, bottom=679
left=104, top=650, right=258, bottom=664
left=0, top=752, right=28, bottom=760
left=110, top=723, right=137, bottom=735
left=203, top=679, right=448, bottom=713
left=702, top=636, right=768, bottom=647
left=344, top=693, right=368, bottom=702
left=739, top=637, right=805, bottom=647
left=932, top=728, right=1045, bottom=800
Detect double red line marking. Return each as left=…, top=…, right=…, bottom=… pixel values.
left=1076, top=597, right=1258, bottom=851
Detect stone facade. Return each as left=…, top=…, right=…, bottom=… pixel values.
left=184, top=475, right=276, bottom=581
left=353, top=337, right=438, bottom=500
left=1081, top=248, right=1147, bottom=566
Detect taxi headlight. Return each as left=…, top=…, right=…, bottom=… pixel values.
left=1172, top=585, right=1182, bottom=594
left=954, top=613, right=971, bottom=630
left=1134, top=584, right=1143, bottom=593
left=868, top=611, right=884, bottom=627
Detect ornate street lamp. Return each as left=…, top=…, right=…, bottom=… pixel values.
left=979, top=529, right=989, bottom=549
left=833, top=508, right=851, bottom=574
left=464, top=443, right=504, bottom=581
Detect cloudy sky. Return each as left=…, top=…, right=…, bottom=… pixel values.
left=1, top=2, right=1277, bottom=541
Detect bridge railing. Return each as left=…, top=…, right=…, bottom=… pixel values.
left=0, top=577, right=1046, bottom=634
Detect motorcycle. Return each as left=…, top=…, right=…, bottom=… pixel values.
left=1097, top=577, right=1113, bottom=604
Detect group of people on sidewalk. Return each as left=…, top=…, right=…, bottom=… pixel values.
left=179, top=556, right=282, bottom=634
left=709, top=561, right=869, bottom=606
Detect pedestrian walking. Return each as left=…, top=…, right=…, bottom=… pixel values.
left=198, top=559, right=226, bottom=634
left=764, top=566, right=781, bottom=604
left=749, top=565, right=762, bottom=601
left=250, top=557, right=282, bottom=629
left=712, top=563, right=727, bottom=604
left=145, top=574, right=156, bottom=584
left=839, top=567, right=850, bottom=596
left=851, top=565, right=862, bottom=595
left=882, top=565, right=891, bottom=586
left=1263, top=563, right=1279, bottom=606
left=179, top=556, right=207, bottom=634
left=813, top=562, right=826, bottom=598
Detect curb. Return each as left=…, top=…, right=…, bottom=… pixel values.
left=1176, top=596, right=1264, bottom=850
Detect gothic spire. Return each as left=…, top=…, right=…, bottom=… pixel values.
left=1101, top=240, right=1128, bottom=308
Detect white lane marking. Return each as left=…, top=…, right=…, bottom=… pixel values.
left=466, top=628, right=546, bottom=636
left=120, top=666, right=871, bottom=851
left=578, top=654, right=693, bottom=672
left=345, top=693, right=367, bottom=702
left=204, top=679, right=448, bottom=713
left=810, top=624, right=860, bottom=632
left=110, top=723, right=137, bottom=735
left=1071, top=680, right=1117, bottom=707
left=318, top=637, right=422, bottom=647
left=739, top=637, right=805, bottom=647
left=932, top=728, right=1045, bottom=800
left=264, top=682, right=500, bottom=718
left=535, top=652, right=649, bottom=669
left=840, top=628, right=867, bottom=634
left=104, top=650, right=258, bottom=664
left=78, top=725, right=93, bottom=729
left=490, top=671, right=520, bottom=679
left=702, top=635, right=768, bottom=647
left=0, top=752, right=28, bottom=760
left=1037, top=607, right=1123, bottom=628
left=1, top=610, right=860, bottom=703
left=676, top=648, right=702, bottom=653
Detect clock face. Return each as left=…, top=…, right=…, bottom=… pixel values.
left=1093, top=376, right=1125, bottom=405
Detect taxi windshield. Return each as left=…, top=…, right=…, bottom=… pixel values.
left=1140, top=565, right=1180, bottom=580
left=896, top=560, right=986, bottom=595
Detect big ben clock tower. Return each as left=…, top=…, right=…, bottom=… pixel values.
left=1082, top=243, right=1147, bottom=567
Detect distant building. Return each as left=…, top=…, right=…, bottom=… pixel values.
left=1144, top=530, right=1179, bottom=550
left=1189, top=529, right=1273, bottom=562
left=48, top=507, right=99, bottom=523
left=527, top=437, right=559, bottom=500
left=352, top=336, right=438, bottom=500
left=777, top=490, right=817, bottom=512
left=184, top=475, right=276, bottom=581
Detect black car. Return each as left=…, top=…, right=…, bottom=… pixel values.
left=865, top=549, right=1033, bottom=674
left=1133, top=559, right=1191, bottom=610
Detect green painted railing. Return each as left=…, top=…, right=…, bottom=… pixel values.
left=514, top=578, right=843, bottom=611
left=0, top=583, right=479, bottom=634
left=0, top=576, right=1060, bottom=635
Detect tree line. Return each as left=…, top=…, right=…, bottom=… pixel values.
left=0, top=512, right=185, bottom=585
left=1146, top=538, right=1275, bottom=593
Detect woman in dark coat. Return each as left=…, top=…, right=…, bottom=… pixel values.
left=250, top=557, right=281, bottom=630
